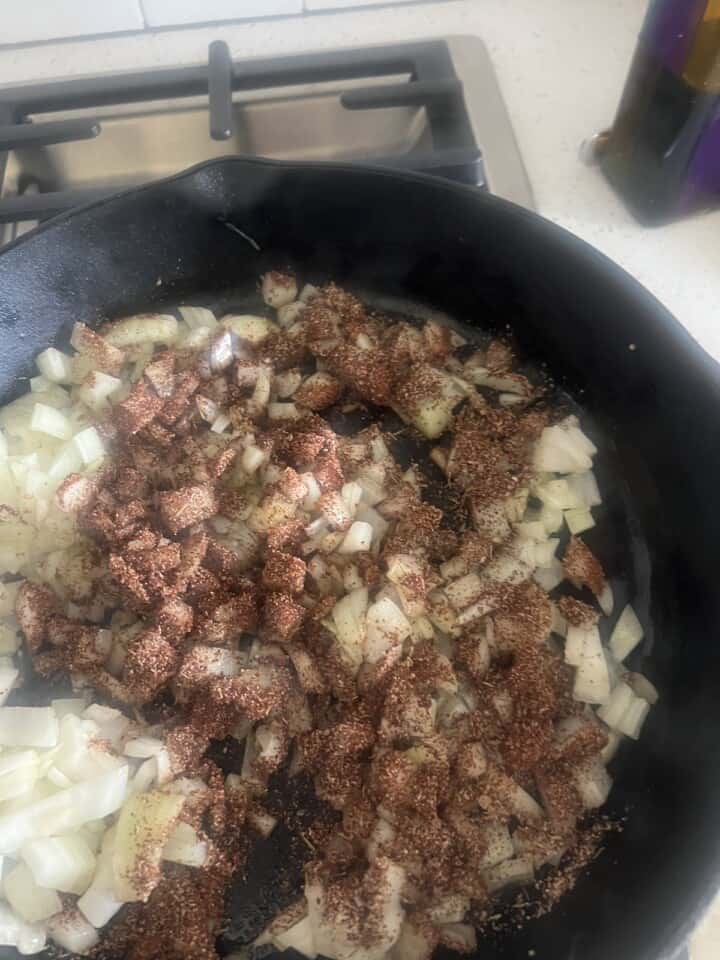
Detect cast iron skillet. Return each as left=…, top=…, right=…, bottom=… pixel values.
left=0, top=157, right=718, bottom=960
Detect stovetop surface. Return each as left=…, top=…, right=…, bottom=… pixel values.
left=0, top=36, right=533, bottom=244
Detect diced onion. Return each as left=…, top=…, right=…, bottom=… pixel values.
left=567, top=471, right=602, bottom=508
left=0, top=707, right=58, bottom=748
left=178, top=306, right=217, bottom=330
left=112, top=790, right=184, bottom=901
left=268, top=402, right=299, bottom=420
left=564, top=507, right=595, bottom=534
left=47, top=909, right=99, bottom=955
left=616, top=697, right=650, bottom=740
left=73, top=427, right=105, bottom=465
left=609, top=603, right=644, bottom=661
left=5, top=862, right=63, bottom=924
left=573, top=760, right=613, bottom=809
left=365, top=597, right=411, bottom=665
left=36, top=348, right=73, bottom=384
left=77, top=372, right=122, bottom=410
left=0, top=900, right=46, bottom=955
left=572, top=629, right=610, bottom=704
left=597, top=680, right=635, bottom=729
left=123, top=737, right=164, bottom=759
left=0, top=766, right=128, bottom=854
left=22, top=835, right=96, bottom=895
left=223, top=314, right=278, bottom=344
left=338, top=521, right=373, bottom=554
left=483, top=857, right=534, bottom=893
left=102, top=314, right=177, bottom=347
left=30, top=403, right=70, bottom=440
left=331, top=588, right=368, bottom=673
left=162, top=821, right=208, bottom=867
left=210, top=413, right=231, bottom=434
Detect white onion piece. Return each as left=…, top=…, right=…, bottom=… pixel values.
left=0, top=766, right=128, bottom=854
left=355, top=505, right=388, bottom=549
left=338, top=521, right=373, bottom=554
left=624, top=671, right=659, bottom=705
left=331, top=587, right=368, bottom=673
left=601, top=730, right=623, bottom=764
left=77, top=372, right=122, bottom=410
left=609, top=603, right=644, bottom=661
left=514, top=520, right=547, bottom=541
left=223, top=314, right=277, bottom=343
left=83, top=705, right=130, bottom=747
left=241, top=445, right=265, bottom=475
left=36, top=347, right=73, bottom=384
left=51, top=697, right=88, bottom=719
left=274, top=369, right=302, bottom=397
left=5, top=863, right=62, bottom=924
left=564, top=625, right=592, bottom=666
left=47, top=767, right=72, bottom=789
left=365, top=597, right=411, bottom=665
left=22, top=835, right=96, bottom=895
left=598, top=582, right=614, bottom=616
left=47, top=909, right=98, bottom=955
left=130, top=757, right=158, bottom=795
left=0, top=665, right=19, bottom=706
left=299, top=283, right=319, bottom=303
left=299, top=473, right=321, bottom=510
left=572, top=629, right=611, bottom=704
left=262, top=274, right=298, bottom=309
left=102, top=314, right=177, bottom=347
left=162, top=821, right=208, bottom=867
left=483, top=857, right=534, bottom=893
left=533, top=558, right=565, bottom=592
left=178, top=306, right=217, bottom=330
left=268, top=402, right=299, bottom=420
left=341, top=481, right=363, bottom=516
left=123, top=737, right=164, bottom=759
left=567, top=470, right=602, bottom=508
left=273, top=915, right=317, bottom=957
left=113, top=790, right=185, bottom=901
left=78, top=830, right=123, bottom=928
left=574, top=760, right=613, bottom=809
left=0, top=708, right=58, bottom=748
left=210, top=413, right=231, bottom=434
left=475, top=823, right=512, bottom=869
left=535, top=478, right=582, bottom=510
left=0, top=901, right=46, bottom=955
left=533, top=424, right=593, bottom=474
left=73, top=426, right=105, bottom=465
left=30, top=403, right=70, bottom=440
left=0, top=583, right=19, bottom=618
left=597, top=680, right=635, bottom=730
left=277, top=302, right=305, bottom=329
left=534, top=538, right=559, bottom=568
left=616, top=697, right=651, bottom=740
left=564, top=507, right=595, bottom=534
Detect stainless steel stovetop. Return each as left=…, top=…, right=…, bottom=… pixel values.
left=0, top=36, right=533, bottom=246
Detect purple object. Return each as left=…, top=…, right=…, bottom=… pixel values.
left=643, top=0, right=707, bottom=73
left=682, top=103, right=720, bottom=206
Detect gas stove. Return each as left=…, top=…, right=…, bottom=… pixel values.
left=0, top=36, right=533, bottom=246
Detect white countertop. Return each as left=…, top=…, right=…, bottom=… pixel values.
left=2, top=1, right=720, bottom=953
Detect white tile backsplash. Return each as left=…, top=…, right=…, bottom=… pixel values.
left=140, top=0, right=303, bottom=27
left=2, top=0, right=144, bottom=45
left=305, top=0, right=418, bottom=7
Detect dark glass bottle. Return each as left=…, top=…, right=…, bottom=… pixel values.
left=600, top=0, right=720, bottom=224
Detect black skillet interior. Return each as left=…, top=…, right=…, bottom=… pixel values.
left=0, top=157, right=719, bottom=960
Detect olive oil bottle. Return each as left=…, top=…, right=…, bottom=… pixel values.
left=600, top=0, right=720, bottom=224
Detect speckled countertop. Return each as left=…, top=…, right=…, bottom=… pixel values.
left=1, top=1, right=720, bottom=954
